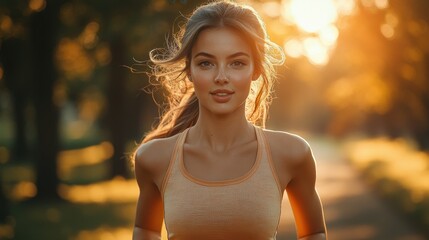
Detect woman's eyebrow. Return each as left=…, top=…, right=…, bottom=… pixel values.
left=193, top=52, right=215, bottom=59
left=227, top=52, right=251, bottom=59
left=193, top=52, right=251, bottom=59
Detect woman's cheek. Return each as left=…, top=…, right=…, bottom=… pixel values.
left=231, top=71, right=253, bottom=86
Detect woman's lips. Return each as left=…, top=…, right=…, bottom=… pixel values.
left=210, top=89, right=234, bottom=103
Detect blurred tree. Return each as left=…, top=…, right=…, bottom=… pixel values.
left=0, top=170, right=10, bottom=225
left=1, top=39, right=29, bottom=161
left=323, top=0, right=429, bottom=150
left=107, top=35, right=129, bottom=178
left=98, top=0, right=152, bottom=178
left=0, top=2, right=31, bottom=162
left=31, top=0, right=65, bottom=199
left=0, top=0, right=62, bottom=199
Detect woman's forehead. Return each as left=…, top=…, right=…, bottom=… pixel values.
left=191, top=27, right=253, bottom=58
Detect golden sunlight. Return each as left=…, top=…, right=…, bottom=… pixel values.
left=302, top=37, right=329, bottom=65
left=380, top=12, right=398, bottom=39
left=362, top=0, right=389, bottom=9
left=346, top=138, right=429, bottom=203
left=325, top=73, right=392, bottom=114
left=319, top=24, right=339, bottom=47
left=284, top=39, right=304, bottom=58
left=59, top=177, right=137, bottom=203
left=58, top=141, right=114, bottom=175
left=280, top=0, right=346, bottom=65
left=282, top=0, right=338, bottom=33
left=79, top=21, right=100, bottom=48
left=280, top=0, right=358, bottom=65
left=335, top=0, right=356, bottom=15
left=56, top=38, right=95, bottom=80
left=261, top=1, right=282, bottom=18
left=11, top=181, right=37, bottom=200
left=74, top=227, right=132, bottom=240
left=374, top=0, right=389, bottom=9
left=74, top=225, right=168, bottom=240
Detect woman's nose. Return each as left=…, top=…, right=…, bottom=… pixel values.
left=215, top=68, right=229, bottom=84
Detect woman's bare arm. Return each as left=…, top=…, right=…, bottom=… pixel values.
left=133, top=144, right=165, bottom=240
left=133, top=227, right=161, bottom=240
left=286, top=141, right=327, bottom=240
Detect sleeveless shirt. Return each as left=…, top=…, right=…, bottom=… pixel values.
left=161, top=126, right=283, bottom=240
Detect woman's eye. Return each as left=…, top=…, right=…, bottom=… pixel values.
left=231, top=61, right=246, bottom=68
left=198, top=61, right=213, bottom=68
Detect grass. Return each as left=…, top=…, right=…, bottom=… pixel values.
left=1, top=172, right=139, bottom=240
left=0, top=140, right=139, bottom=240
left=0, top=111, right=165, bottom=240
left=11, top=200, right=136, bottom=240
left=345, top=137, right=429, bottom=237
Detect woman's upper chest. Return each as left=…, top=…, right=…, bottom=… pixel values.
left=182, top=140, right=258, bottom=182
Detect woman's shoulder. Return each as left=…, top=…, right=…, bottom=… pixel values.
left=134, top=133, right=182, bottom=176
left=261, top=128, right=312, bottom=164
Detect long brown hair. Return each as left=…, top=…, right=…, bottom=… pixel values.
left=142, top=0, right=284, bottom=143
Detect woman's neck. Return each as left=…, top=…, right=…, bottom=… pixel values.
left=189, top=111, right=255, bottom=153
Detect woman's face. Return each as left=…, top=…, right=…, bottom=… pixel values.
left=189, top=27, right=257, bottom=117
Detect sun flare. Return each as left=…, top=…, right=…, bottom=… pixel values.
left=283, top=0, right=337, bottom=33
left=280, top=0, right=349, bottom=65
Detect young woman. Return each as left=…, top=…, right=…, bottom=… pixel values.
left=133, top=1, right=327, bottom=239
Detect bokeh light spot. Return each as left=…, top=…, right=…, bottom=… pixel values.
left=303, top=37, right=329, bottom=65
left=59, top=177, right=137, bottom=204
left=380, top=23, right=395, bottom=39
left=0, top=15, right=12, bottom=33
left=11, top=181, right=37, bottom=200
left=374, top=0, right=389, bottom=9
left=28, top=0, right=46, bottom=12
left=334, top=0, right=356, bottom=15
left=262, top=1, right=282, bottom=18
left=319, top=24, right=339, bottom=47
left=285, top=0, right=338, bottom=33
left=284, top=39, right=304, bottom=58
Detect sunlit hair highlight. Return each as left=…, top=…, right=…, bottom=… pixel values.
left=142, top=0, right=284, bottom=143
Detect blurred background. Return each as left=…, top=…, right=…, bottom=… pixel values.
left=0, top=0, right=428, bottom=239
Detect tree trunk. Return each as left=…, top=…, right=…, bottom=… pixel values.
left=0, top=170, right=10, bottom=224
left=1, top=38, right=30, bottom=162
left=31, top=0, right=63, bottom=200
left=416, top=55, right=429, bottom=151
left=107, top=37, right=129, bottom=178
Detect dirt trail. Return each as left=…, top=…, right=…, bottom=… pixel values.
left=276, top=137, right=426, bottom=240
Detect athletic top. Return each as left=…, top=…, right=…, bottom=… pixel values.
left=161, top=126, right=283, bottom=240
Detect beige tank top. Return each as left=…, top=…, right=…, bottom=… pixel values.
left=161, top=126, right=283, bottom=240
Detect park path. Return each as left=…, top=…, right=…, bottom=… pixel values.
left=276, top=136, right=426, bottom=240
